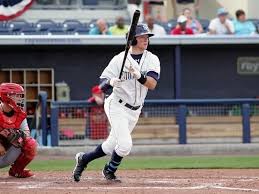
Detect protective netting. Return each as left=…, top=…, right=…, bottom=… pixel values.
left=185, top=104, right=243, bottom=142
left=52, top=101, right=259, bottom=145
left=58, top=104, right=108, bottom=141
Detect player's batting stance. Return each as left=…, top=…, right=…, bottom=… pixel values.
left=73, top=17, right=160, bottom=182
left=0, top=83, right=37, bottom=178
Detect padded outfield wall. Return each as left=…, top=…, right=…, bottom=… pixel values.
left=0, top=36, right=258, bottom=100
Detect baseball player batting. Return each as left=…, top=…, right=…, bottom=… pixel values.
left=73, top=23, right=160, bottom=182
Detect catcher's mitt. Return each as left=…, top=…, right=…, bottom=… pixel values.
left=0, top=128, right=25, bottom=148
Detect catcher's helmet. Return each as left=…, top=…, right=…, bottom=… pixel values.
left=131, top=24, right=154, bottom=46
left=0, top=83, right=25, bottom=112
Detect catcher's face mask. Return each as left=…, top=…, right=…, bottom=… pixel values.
left=0, top=83, right=25, bottom=112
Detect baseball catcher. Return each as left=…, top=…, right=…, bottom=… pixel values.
left=0, top=83, right=37, bottom=178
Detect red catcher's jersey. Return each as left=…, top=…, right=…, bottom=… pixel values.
left=0, top=109, right=26, bottom=130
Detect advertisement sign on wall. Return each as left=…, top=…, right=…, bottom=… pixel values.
left=237, top=57, right=259, bottom=75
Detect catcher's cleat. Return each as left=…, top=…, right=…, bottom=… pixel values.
left=9, top=168, right=34, bottom=178
left=102, top=164, right=121, bottom=183
left=73, top=152, right=87, bottom=182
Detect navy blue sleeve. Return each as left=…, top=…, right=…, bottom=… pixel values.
left=99, top=78, right=112, bottom=93
left=146, top=71, right=159, bottom=81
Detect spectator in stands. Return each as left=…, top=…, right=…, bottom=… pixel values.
left=109, top=16, right=129, bottom=36
left=89, top=19, right=111, bottom=35
left=183, top=8, right=203, bottom=34
left=170, top=15, right=194, bottom=35
left=145, top=14, right=166, bottom=36
left=233, top=9, right=256, bottom=35
left=208, top=8, right=234, bottom=35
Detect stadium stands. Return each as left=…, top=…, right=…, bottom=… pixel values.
left=0, top=22, right=9, bottom=35
left=88, top=19, right=97, bottom=28
left=48, top=26, right=66, bottom=35
left=74, top=26, right=89, bottom=34
left=0, top=19, right=91, bottom=35
left=33, top=0, right=79, bottom=9
left=32, top=0, right=127, bottom=9
left=166, top=19, right=177, bottom=33
left=63, top=20, right=86, bottom=34
left=24, top=0, right=128, bottom=22
left=0, top=17, right=258, bottom=35
left=198, top=19, right=210, bottom=32
left=35, top=19, right=59, bottom=34
left=20, top=26, right=38, bottom=35
left=247, top=19, right=259, bottom=33
left=6, top=20, right=32, bottom=35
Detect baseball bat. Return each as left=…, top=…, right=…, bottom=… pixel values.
left=119, top=10, right=140, bottom=79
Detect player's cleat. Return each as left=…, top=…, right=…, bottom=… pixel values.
left=73, top=152, right=87, bottom=182
left=9, top=168, right=34, bottom=178
left=102, top=164, right=121, bottom=183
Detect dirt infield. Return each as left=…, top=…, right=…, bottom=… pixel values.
left=1, top=169, right=259, bottom=194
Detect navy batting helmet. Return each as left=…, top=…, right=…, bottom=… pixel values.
left=131, top=24, right=154, bottom=46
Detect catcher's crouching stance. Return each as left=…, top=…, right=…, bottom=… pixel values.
left=0, top=83, right=37, bottom=178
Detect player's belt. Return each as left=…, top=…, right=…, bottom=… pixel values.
left=119, top=99, right=141, bottom=110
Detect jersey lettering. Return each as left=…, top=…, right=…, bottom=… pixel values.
left=121, top=71, right=135, bottom=81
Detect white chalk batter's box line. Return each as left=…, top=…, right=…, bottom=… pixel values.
left=16, top=185, right=259, bottom=192
left=0, top=178, right=259, bottom=192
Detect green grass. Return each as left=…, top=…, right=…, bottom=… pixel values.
left=22, top=156, right=259, bottom=171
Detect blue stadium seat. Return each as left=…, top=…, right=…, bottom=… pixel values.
left=88, top=22, right=96, bottom=29
left=198, top=19, right=210, bottom=32
left=0, top=21, right=6, bottom=27
left=35, top=0, right=55, bottom=5
left=20, top=26, right=40, bottom=35
left=247, top=18, right=259, bottom=25
left=59, top=0, right=77, bottom=5
left=6, top=19, right=31, bottom=35
left=48, top=26, right=66, bottom=35
left=35, top=19, right=57, bottom=33
left=247, top=19, right=259, bottom=33
left=63, top=20, right=84, bottom=33
left=166, top=19, right=177, bottom=33
left=155, top=22, right=170, bottom=34
left=74, top=26, right=89, bottom=34
left=82, top=0, right=98, bottom=5
left=87, top=20, right=97, bottom=31
left=0, top=27, right=10, bottom=35
left=0, top=22, right=10, bottom=35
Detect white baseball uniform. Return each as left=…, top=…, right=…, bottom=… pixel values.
left=100, top=49, right=160, bottom=157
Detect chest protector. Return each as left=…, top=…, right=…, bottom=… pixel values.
left=0, top=110, right=26, bottom=130
left=0, top=110, right=27, bottom=148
